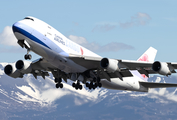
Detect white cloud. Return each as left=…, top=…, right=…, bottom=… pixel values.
left=92, top=13, right=151, bottom=32
left=145, top=77, right=177, bottom=103
left=68, top=35, right=87, bottom=44
left=68, top=35, right=134, bottom=53
left=0, top=26, right=24, bottom=53
left=92, top=23, right=117, bottom=32
left=120, top=13, right=151, bottom=28
left=147, top=88, right=177, bottom=104
left=0, top=26, right=18, bottom=46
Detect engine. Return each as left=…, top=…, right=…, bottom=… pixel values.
left=15, top=60, right=32, bottom=74
left=152, top=61, right=171, bottom=75
left=4, top=64, right=23, bottom=78
left=100, top=58, right=120, bottom=73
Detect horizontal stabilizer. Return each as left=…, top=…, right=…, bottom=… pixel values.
left=139, top=82, right=177, bottom=88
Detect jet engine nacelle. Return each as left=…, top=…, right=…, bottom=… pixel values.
left=4, top=64, right=23, bottom=78
left=100, top=58, right=120, bottom=73
left=15, top=60, right=32, bottom=74
left=152, top=61, right=171, bottom=75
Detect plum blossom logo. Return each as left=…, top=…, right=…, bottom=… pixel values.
left=138, top=54, right=149, bottom=62
left=80, top=47, right=84, bottom=55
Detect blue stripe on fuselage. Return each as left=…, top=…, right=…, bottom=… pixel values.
left=12, top=23, right=51, bottom=49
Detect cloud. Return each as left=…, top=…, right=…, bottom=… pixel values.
left=68, top=35, right=87, bottom=44
left=92, top=23, right=117, bottom=32
left=147, top=88, right=177, bottom=104
left=92, top=13, right=151, bottom=32
left=0, top=26, right=28, bottom=53
left=146, top=77, right=177, bottom=104
left=120, top=13, right=151, bottom=28
left=0, top=26, right=18, bottom=46
left=68, top=35, right=134, bottom=53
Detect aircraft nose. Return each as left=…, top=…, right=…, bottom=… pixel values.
left=12, top=22, right=20, bottom=33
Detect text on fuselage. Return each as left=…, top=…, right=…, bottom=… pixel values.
left=54, top=34, right=81, bottom=54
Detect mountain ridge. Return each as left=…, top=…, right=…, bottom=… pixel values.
left=1, top=63, right=177, bottom=119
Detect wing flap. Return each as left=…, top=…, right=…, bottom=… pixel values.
left=170, top=62, right=177, bottom=69
left=119, top=60, right=153, bottom=70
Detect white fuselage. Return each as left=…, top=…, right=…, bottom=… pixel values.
left=12, top=17, right=148, bottom=92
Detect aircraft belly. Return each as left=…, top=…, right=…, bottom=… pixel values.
left=101, top=77, right=148, bottom=92
left=26, top=38, right=87, bottom=73
left=101, top=79, right=126, bottom=90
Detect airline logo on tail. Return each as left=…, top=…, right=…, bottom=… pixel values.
left=137, top=47, right=157, bottom=80
left=138, top=54, right=149, bottom=62
left=137, top=47, right=157, bottom=62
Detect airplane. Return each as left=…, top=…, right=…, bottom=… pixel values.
left=4, top=16, right=177, bottom=92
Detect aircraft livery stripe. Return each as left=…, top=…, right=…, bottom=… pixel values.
left=13, top=25, right=51, bottom=49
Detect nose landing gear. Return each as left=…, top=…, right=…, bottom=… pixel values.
left=24, top=48, right=32, bottom=60
left=24, top=54, right=32, bottom=60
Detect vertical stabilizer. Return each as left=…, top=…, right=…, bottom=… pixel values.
left=131, top=47, right=157, bottom=81
left=137, top=47, right=157, bottom=62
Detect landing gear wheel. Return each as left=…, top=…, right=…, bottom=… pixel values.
left=79, top=85, right=82, bottom=90
left=56, top=83, right=63, bottom=89
left=86, top=83, right=89, bottom=87
left=94, top=83, right=98, bottom=89
left=24, top=54, right=32, bottom=60
left=90, top=82, right=93, bottom=88
left=72, top=83, right=76, bottom=87
left=59, top=83, right=63, bottom=88
left=24, top=55, right=28, bottom=60
left=56, top=84, right=60, bottom=88
left=98, top=83, right=102, bottom=88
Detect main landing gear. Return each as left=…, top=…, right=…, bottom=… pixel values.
left=55, top=77, right=63, bottom=89
left=86, top=77, right=102, bottom=90
left=72, top=81, right=82, bottom=90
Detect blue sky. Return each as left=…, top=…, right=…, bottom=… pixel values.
left=0, top=0, right=177, bottom=62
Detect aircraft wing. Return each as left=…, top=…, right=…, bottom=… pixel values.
left=69, top=54, right=177, bottom=79
left=4, top=58, right=56, bottom=79
left=69, top=54, right=102, bottom=70
left=139, top=81, right=177, bottom=88
left=69, top=54, right=155, bottom=70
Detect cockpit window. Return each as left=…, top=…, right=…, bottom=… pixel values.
left=24, top=17, right=34, bottom=21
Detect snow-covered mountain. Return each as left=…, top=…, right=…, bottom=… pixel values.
left=1, top=63, right=177, bottom=120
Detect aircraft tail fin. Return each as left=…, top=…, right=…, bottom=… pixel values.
left=133, top=47, right=157, bottom=81
left=137, top=47, right=157, bottom=62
